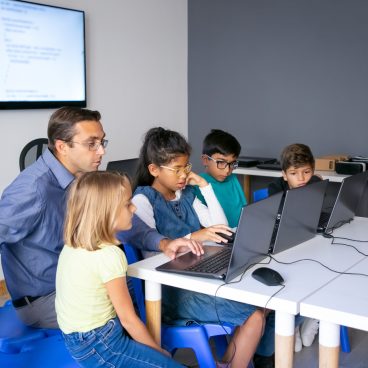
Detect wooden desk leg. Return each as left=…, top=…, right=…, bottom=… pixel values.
left=239, top=174, right=250, bottom=203
left=319, top=321, right=340, bottom=368
left=275, top=311, right=295, bottom=368
left=145, top=280, right=162, bottom=345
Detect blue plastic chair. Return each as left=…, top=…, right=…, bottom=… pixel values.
left=252, top=188, right=269, bottom=203
left=252, top=188, right=351, bottom=353
left=122, top=243, right=243, bottom=368
left=0, top=334, right=78, bottom=368
left=340, top=325, right=351, bottom=353
left=0, top=300, right=61, bottom=353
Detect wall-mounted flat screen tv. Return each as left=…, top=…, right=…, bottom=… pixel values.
left=0, top=0, right=86, bottom=109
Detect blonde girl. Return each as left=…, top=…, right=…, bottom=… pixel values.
left=55, top=171, right=183, bottom=368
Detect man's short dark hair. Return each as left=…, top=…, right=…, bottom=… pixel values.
left=202, top=129, right=241, bottom=157
left=280, top=143, right=315, bottom=171
left=47, top=107, right=101, bottom=152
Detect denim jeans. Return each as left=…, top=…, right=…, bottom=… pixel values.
left=163, top=287, right=257, bottom=326
left=62, top=317, right=184, bottom=368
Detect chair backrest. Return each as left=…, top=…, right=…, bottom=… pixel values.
left=19, top=138, right=49, bottom=171
left=106, top=159, right=138, bottom=182
left=253, top=188, right=269, bottom=202
left=122, top=244, right=146, bottom=322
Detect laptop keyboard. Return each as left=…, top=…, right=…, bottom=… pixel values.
left=185, top=247, right=232, bottom=274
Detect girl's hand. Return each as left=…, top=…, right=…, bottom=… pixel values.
left=159, top=238, right=204, bottom=259
left=186, top=171, right=208, bottom=188
left=191, top=224, right=233, bottom=243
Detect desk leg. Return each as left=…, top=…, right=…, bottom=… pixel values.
left=145, top=280, right=162, bottom=345
left=319, top=321, right=340, bottom=368
left=239, top=174, right=250, bottom=202
left=275, top=311, right=294, bottom=368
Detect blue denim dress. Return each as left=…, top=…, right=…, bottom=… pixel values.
left=134, top=186, right=257, bottom=327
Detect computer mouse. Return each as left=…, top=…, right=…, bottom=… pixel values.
left=215, top=231, right=236, bottom=244
left=251, top=267, right=284, bottom=286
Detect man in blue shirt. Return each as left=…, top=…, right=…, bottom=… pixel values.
left=0, top=107, right=202, bottom=328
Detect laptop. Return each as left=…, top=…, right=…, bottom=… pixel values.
left=318, top=171, right=368, bottom=232
left=238, top=156, right=277, bottom=168
left=269, top=180, right=328, bottom=254
left=256, top=161, right=282, bottom=171
left=156, top=192, right=283, bottom=282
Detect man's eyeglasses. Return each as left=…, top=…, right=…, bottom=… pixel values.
left=205, top=155, right=239, bottom=170
left=68, top=139, right=109, bottom=151
left=160, top=163, right=192, bottom=176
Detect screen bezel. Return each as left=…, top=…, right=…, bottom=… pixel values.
left=0, top=0, right=87, bottom=110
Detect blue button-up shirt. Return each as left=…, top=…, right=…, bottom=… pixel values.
left=0, top=149, right=74, bottom=299
left=0, top=149, right=163, bottom=300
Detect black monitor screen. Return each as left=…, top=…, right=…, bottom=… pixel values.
left=0, top=0, right=86, bottom=109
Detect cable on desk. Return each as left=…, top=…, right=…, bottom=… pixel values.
left=268, top=254, right=368, bottom=278
left=211, top=255, right=274, bottom=367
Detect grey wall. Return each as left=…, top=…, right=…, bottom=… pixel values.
left=188, top=0, right=368, bottom=168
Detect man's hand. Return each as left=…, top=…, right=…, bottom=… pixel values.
left=159, top=238, right=204, bottom=259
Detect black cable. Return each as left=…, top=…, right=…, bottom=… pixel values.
left=322, top=230, right=368, bottom=256
left=268, top=254, right=368, bottom=278
left=212, top=255, right=275, bottom=367
left=325, top=219, right=352, bottom=234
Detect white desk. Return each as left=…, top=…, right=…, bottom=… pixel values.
left=127, top=218, right=367, bottom=368
left=300, top=227, right=368, bottom=368
left=233, top=167, right=349, bottom=201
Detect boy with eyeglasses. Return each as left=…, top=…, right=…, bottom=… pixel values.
left=194, top=129, right=245, bottom=228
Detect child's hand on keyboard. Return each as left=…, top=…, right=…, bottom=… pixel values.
left=191, top=224, right=232, bottom=243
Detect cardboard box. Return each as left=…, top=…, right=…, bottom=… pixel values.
left=315, top=155, right=349, bottom=171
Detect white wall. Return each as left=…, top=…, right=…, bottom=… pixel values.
left=0, top=0, right=188, bottom=280
left=0, top=0, right=188, bottom=194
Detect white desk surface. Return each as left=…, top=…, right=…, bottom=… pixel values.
left=234, top=167, right=349, bottom=183
left=300, top=253, right=368, bottom=332
left=128, top=217, right=368, bottom=315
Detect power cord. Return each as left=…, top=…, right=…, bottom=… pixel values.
left=212, top=255, right=280, bottom=367
left=322, top=231, right=368, bottom=256
left=268, top=254, right=368, bottom=278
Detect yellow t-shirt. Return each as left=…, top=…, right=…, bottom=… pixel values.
left=55, top=244, right=127, bottom=333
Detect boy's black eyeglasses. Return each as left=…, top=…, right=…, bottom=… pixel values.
left=205, top=155, right=239, bottom=170
left=67, top=139, right=109, bottom=151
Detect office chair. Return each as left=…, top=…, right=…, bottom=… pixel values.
left=122, top=243, right=246, bottom=368
left=19, top=138, right=48, bottom=171
left=252, top=188, right=269, bottom=203
left=106, top=158, right=138, bottom=182
left=252, top=188, right=351, bottom=353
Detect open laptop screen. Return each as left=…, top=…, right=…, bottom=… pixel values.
left=225, top=191, right=283, bottom=282
left=270, top=180, right=328, bottom=254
